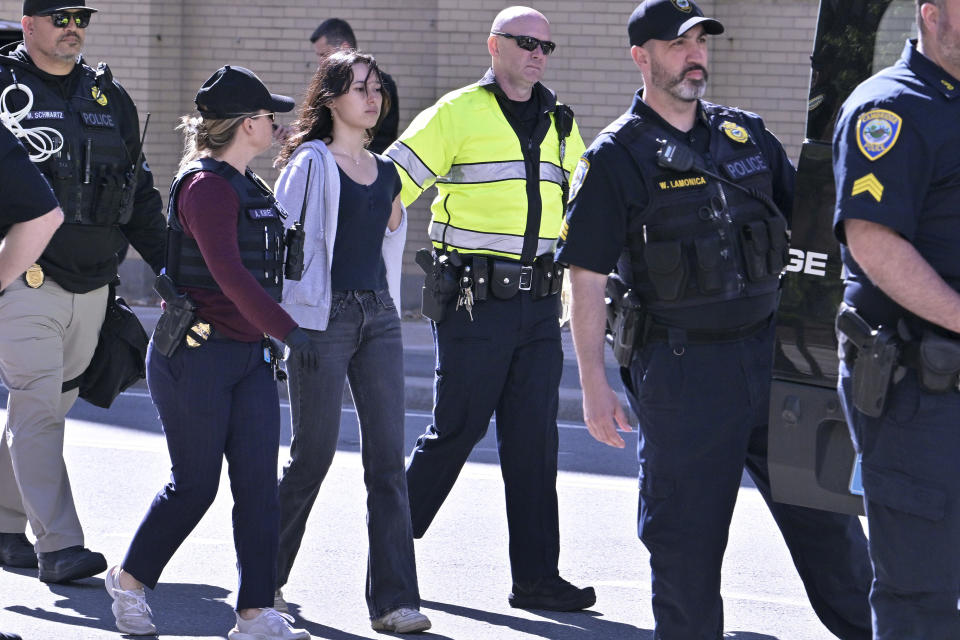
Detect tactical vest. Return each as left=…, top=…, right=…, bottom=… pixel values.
left=1, top=61, right=134, bottom=226
left=166, top=158, right=286, bottom=301
left=610, top=107, right=788, bottom=324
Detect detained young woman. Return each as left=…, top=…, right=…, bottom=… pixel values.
left=272, top=51, right=430, bottom=634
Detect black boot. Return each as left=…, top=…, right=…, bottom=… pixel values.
left=37, top=545, right=106, bottom=583
left=509, top=575, right=596, bottom=611
left=0, top=532, right=37, bottom=569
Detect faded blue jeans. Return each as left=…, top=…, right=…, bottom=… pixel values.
left=276, top=289, right=420, bottom=618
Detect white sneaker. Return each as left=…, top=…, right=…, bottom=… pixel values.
left=228, top=608, right=309, bottom=640
left=371, top=607, right=432, bottom=633
left=104, top=565, right=157, bottom=636
left=273, top=588, right=289, bottom=614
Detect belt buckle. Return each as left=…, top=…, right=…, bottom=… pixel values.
left=519, top=265, right=533, bottom=291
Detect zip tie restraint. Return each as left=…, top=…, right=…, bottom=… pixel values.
left=0, top=82, right=65, bottom=163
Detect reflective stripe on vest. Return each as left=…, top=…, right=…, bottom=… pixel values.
left=389, top=141, right=435, bottom=188
left=428, top=223, right=557, bottom=257
left=434, top=160, right=567, bottom=186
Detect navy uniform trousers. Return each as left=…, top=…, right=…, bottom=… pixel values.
left=405, top=291, right=563, bottom=584
left=839, top=362, right=960, bottom=640
left=623, top=323, right=872, bottom=640
left=123, top=337, right=280, bottom=610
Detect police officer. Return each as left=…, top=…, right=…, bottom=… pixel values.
left=559, top=1, right=873, bottom=637
left=0, top=0, right=165, bottom=584
left=0, top=127, right=63, bottom=640
left=386, top=6, right=594, bottom=610
left=105, top=66, right=315, bottom=640
left=833, top=1, right=960, bottom=637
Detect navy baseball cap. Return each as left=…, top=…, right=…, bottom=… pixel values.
left=24, top=0, right=98, bottom=15
left=628, top=0, right=724, bottom=47
left=195, top=66, right=295, bottom=119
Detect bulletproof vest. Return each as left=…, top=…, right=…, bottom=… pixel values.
left=1, top=61, right=134, bottom=226
left=609, top=107, right=788, bottom=323
left=166, top=158, right=286, bottom=302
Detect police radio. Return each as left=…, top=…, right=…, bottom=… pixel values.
left=283, top=159, right=311, bottom=281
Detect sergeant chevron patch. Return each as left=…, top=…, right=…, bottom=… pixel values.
left=851, top=173, right=884, bottom=202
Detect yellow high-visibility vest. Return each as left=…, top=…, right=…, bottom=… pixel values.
left=387, top=74, right=586, bottom=261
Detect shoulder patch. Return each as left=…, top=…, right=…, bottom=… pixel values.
left=567, top=156, right=590, bottom=203
left=720, top=121, right=750, bottom=144
left=91, top=85, right=108, bottom=106
left=856, top=109, right=901, bottom=161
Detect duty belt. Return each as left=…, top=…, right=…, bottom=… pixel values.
left=646, top=315, right=771, bottom=345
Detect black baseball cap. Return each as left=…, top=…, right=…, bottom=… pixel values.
left=628, top=0, right=723, bottom=47
left=194, top=66, right=295, bottom=119
left=23, top=0, right=98, bottom=15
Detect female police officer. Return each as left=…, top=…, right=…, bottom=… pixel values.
left=102, top=66, right=318, bottom=640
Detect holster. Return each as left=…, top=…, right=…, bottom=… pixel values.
left=836, top=305, right=900, bottom=418
left=917, top=330, right=960, bottom=393
left=152, top=274, right=198, bottom=357
left=416, top=248, right=460, bottom=322
left=605, top=273, right=645, bottom=368
left=152, top=305, right=196, bottom=358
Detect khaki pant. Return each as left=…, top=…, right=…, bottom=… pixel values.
left=0, top=277, right=107, bottom=552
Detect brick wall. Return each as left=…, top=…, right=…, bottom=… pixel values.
left=0, top=0, right=852, bottom=307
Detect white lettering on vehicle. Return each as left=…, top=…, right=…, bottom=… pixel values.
left=785, top=248, right=829, bottom=277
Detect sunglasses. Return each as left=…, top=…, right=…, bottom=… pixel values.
left=49, top=11, right=92, bottom=29
left=491, top=31, right=556, bottom=55
left=247, top=112, right=276, bottom=122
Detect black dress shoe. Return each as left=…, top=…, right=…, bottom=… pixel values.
left=0, top=631, right=23, bottom=640
left=508, top=575, right=597, bottom=611
left=0, top=532, right=38, bottom=568
left=37, top=545, right=107, bottom=583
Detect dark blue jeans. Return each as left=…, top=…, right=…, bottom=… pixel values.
left=124, top=338, right=280, bottom=611
left=623, top=325, right=872, bottom=640
left=277, top=290, right=419, bottom=618
left=839, top=362, right=960, bottom=640
left=405, top=292, right=563, bottom=584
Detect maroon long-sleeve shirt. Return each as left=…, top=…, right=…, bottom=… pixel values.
left=176, top=171, right=297, bottom=342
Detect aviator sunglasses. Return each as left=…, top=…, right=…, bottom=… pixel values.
left=49, top=11, right=93, bottom=29
left=490, top=31, right=556, bottom=55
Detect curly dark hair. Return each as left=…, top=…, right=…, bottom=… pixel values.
left=275, top=50, right=389, bottom=168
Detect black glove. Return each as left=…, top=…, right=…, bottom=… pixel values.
left=284, top=327, right=321, bottom=371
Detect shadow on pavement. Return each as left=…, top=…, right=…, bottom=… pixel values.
left=422, top=599, right=650, bottom=639
left=289, top=603, right=456, bottom=640
left=7, top=579, right=236, bottom=637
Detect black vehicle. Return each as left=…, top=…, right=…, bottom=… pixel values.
left=768, top=0, right=916, bottom=515
left=0, top=19, right=21, bottom=49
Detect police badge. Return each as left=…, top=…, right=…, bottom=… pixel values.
left=24, top=263, right=44, bottom=288
left=720, top=121, right=750, bottom=144
left=856, top=109, right=901, bottom=161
